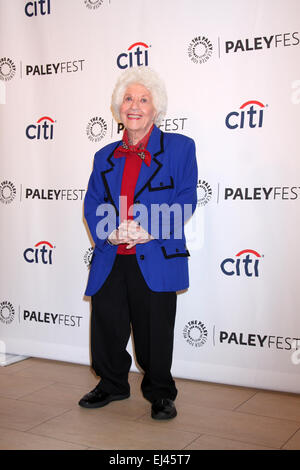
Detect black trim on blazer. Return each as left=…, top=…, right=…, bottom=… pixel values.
left=100, top=143, right=121, bottom=217
left=149, top=176, right=174, bottom=192
left=154, top=130, right=165, bottom=158
left=161, top=246, right=190, bottom=259
left=134, top=131, right=167, bottom=201
left=101, top=131, right=170, bottom=211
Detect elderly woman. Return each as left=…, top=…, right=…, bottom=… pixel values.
left=79, top=67, right=198, bottom=420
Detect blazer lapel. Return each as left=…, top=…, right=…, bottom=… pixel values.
left=101, top=126, right=165, bottom=213
left=134, top=126, right=165, bottom=201
left=100, top=142, right=125, bottom=217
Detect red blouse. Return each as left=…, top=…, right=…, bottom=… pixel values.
left=113, top=125, right=153, bottom=254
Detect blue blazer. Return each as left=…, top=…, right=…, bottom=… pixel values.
left=84, top=125, right=198, bottom=296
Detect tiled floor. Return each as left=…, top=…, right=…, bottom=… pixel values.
left=0, top=357, right=300, bottom=450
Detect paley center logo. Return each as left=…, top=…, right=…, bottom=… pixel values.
left=86, top=116, right=107, bottom=142
left=188, top=36, right=213, bottom=64
left=84, top=0, right=104, bottom=9
left=23, top=240, right=55, bottom=264
left=0, top=180, right=16, bottom=204
left=220, top=249, right=263, bottom=277
left=117, top=42, right=150, bottom=69
left=0, top=57, right=16, bottom=81
left=225, top=100, right=267, bottom=129
left=197, top=179, right=212, bottom=207
left=0, top=301, right=15, bottom=325
left=84, top=247, right=94, bottom=268
left=26, top=116, right=55, bottom=140
left=183, top=320, right=208, bottom=348
left=25, top=0, right=51, bottom=17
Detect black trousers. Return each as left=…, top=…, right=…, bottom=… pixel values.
left=91, top=255, right=177, bottom=403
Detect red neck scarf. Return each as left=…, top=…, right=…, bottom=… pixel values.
left=113, top=124, right=154, bottom=166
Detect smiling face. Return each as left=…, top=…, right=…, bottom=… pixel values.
left=119, top=83, right=157, bottom=144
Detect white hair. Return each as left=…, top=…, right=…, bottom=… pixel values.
left=111, top=67, right=167, bottom=126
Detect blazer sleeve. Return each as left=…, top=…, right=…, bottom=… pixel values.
left=84, top=154, right=114, bottom=250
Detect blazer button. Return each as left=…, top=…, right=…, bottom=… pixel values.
left=104, top=196, right=108, bottom=202
left=140, top=255, right=145, bottom=260
left=176, top=248, right=179, bottom=252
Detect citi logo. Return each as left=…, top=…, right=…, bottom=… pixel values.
left=25, top=0, right=51, bottom=17
left=23, top=241, right=55, bottom=264
left=220, top=249, right=263, bottom=277
left=26, top=116, right=55, bottom=140
left=225, top=100, right=266, bottom=129
left=117, top=42, right=150, bottom=69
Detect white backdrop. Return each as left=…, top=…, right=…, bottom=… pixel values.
left=1, top=0, right=300, bottom=393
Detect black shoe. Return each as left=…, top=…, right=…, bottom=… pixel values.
left=151, top=398, right=177, bottom=420
left=78, top=385, right=130, bottom=409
